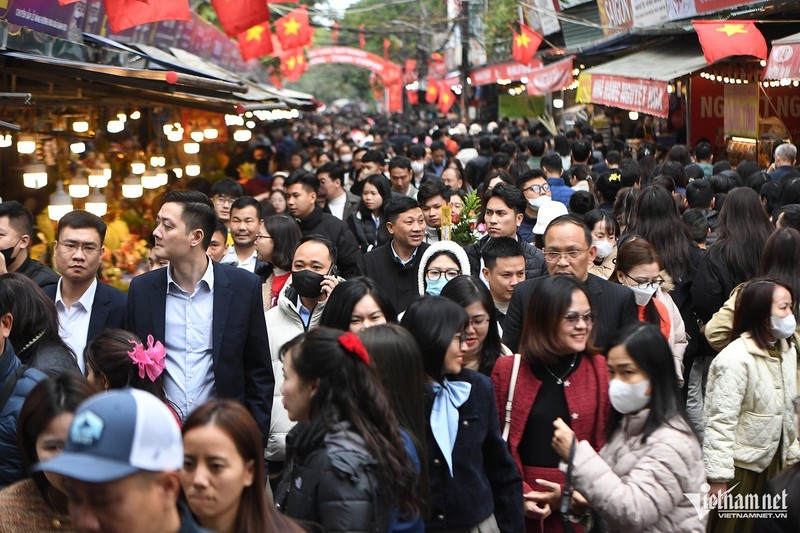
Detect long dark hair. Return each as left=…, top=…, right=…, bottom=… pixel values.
left=84, top=329, right=178, bottom=417
left=605, top=323, right=694, bottom=443
left=707, top=187, right=774, bottom=285
left=610, top=237, right=663, bottom=328
left=358, top=173, right=392, bottom=219
left=520, top=276, right=597, bottom=364
left=0, top=273, right=74, bottom=362
left=401, top=296, right=469, bottom=383
left=358, top=324, right=430, bottom=517
left=182, top=400, right=303, bottom=533
left=18, top=373, right=93, bottom=496
left=627, top=185, right=697, bottom=282
left=263, top=214, right=302, bottom=271
left=287, top=327, right=418, bottom=517
left=319, top=277, right=397, bottom=331
left=731, top=279, right=793, bottom=350
left=760, top=228, right=800, bottom=310
left=440, top=276, right=503, bottom=376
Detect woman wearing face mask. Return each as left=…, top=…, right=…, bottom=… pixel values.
left=550, top=323, right=706, bottom=533
left=180, top=400, right=303, bottom=533
left=704, top=279, right=800, bottom=533
left=402, top=297, right=524, bottom=532
left=491, top=276, right=609, bottom=533
left=611, top=237, right=687, bottom=385
left=0, top=373, right=93, bottom=531
left=417, top=241, right=471, bottom=297
left=584, top=210, right=619, bottom=280
left=348, top=174, right=393, bottom=253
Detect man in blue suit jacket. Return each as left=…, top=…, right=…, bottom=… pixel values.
left=44, top=211, right=126, bottom=372
left=126, top=191, right=273, bottom=445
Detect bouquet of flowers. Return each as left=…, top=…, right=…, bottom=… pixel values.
left=449, top=190, right=484, bottom=246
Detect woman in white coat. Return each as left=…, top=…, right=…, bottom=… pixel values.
left=704, top=279, right=800, bottom=533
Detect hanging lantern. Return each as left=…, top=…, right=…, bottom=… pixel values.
left=68, top=175, right=90, bottom=198
left=17, top=134, right=36, bottom=154
left=23, top=163, right=48, bottom=189
left=85, top=188, right=108, bottom=217
left=122, top=176, right=143, bottom=198
left=141, top=169, right=161, bottom=189
left=48, top=181, right=74, bottom=221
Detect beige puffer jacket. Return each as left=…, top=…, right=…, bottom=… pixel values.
left=703, top=333, right=800, bottom=483
left=264, top=280, right=327, bottom=462
left=571, top=410, right=706, bottom=532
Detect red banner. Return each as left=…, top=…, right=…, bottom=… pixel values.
left=764, top=42, right=800, bottom=80
left=578, top=73, right=669, bottom=118
left=470, top=60, right=544, bottom=87
left=307, top=46, right=402, bottom=86
left=526, top=56, right=574, bottom=96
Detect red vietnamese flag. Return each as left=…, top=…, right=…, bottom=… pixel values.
left=425, top=78, right=440, bottom=104
left=407, top=89, right=419, bottom=106
left=693, top=20, right=767, bottom=65
left=359, top=25, right=366, bottom=49
left=438, top=88, right=456, bottom=115
left=332, top=21, right=339, bottom=44
left=281, top=50, right=308, bottom=83
left=511, top=22, right=542, bottom=65
left=103, top=0, right=190, bottom=33
left=275, top=6, right=312, bottom=50
left=211, top=0, right=269, bottom=37
left=238, top=22, right=274, bottom=62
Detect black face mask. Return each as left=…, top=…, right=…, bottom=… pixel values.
left=0, top=239, right=20, bottom=267
left=292, top=269, right=325, bottom=298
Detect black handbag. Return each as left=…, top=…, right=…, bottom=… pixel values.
left=561, top=436, right=603, bottom=533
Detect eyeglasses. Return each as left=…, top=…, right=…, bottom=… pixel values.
left=623, top=273, right=664, bottom=290
left=469, top=315, right=490, bottom=328
left=255, top=234, right=272, bottom=240
left=453, top=330, right=468, bottom=344
left=213, top=195, right=236, bottom=206
left=563, top=311, right=595, bottom=326
left=543, top=249, right=588, bottom=263
left=523, top=183, right=551, bottom=194
left=426, top=268, right=461, bottom=281
left=57, top=241, right=101, bottom=255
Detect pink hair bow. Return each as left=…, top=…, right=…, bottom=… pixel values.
left=128, top=334, right=167, bottom=382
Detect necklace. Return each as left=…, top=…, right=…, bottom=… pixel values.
left=543, top=353, right=578, bottom=385
left=16, top=331, right=45, bottom=357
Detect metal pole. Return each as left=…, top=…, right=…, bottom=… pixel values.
left=460, top=0, right=470, bottom=119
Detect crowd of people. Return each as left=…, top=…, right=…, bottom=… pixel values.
left=0, top=114, right=800, bottom=532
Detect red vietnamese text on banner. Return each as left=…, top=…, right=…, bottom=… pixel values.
left=577, top=73, right=670, bottom=118
left=692, top=20, right=767, bottom=65
left=238, top=22, right=274, bottom=61
left=425, top=78, right=440, bottom=104
left=103, top=0, right=190, bottom=33
left=511, top=22, right=542, bottom=65
left=438, top=89, right=456, bottom=115
left=359, top=25, right=366, bottom=49
left=332, top=21, right=339, bottom=44
left=470, top=60, right=543, bottom=87
left=526, top=56, right=575, bottom=96
left=211, top=0, right=269, bottom=38
left=275, top=6, right=311, bottom=50
left=764, top=41, right=800, bottom=81
left=383, top=38, right=391, bottom=61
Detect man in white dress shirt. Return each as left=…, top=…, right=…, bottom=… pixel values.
left=221, top=196, right=261, bottom=272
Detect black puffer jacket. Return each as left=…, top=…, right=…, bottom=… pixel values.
left=275, top=419, right=392, bottom=533
left=15, top=257, right=58, bottom=289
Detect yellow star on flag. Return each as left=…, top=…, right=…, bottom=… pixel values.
left=427, top=87, right=436, bottom=95
left=283, top=16, right=301, bottom=36
left=715, top=24, right=748, bottom=37
left=441, top=93, right=450, bottom=104
left=287, top=56, right=297, bottom=70
left=245, top=25, right=264, bottom=42
left=515, top=32, right=531, bottom=48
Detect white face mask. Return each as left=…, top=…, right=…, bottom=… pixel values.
left=340, top=154, right=353, bottom=164
left=528, top=195, right=551, bottom=209
left=770, top=314, right=797, bottom=339
left=625, top=284, right=657, bottom=306
left=411, top=161, right=425, bottom=174
left=593, top=239, right=614, bottom=259
left=609, top=378, right=651, bottom=414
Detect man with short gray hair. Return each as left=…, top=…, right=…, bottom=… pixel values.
left=769, top=142, right=797, bottom=182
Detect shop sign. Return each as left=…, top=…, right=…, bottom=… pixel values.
left=764, top=43, right=800, bottom=81
left=470, top=60, right=544, bottom=87
left=598, top=0, right=669, bottom=33
left=576, top=73, right=669, bottom=118
left=526, top=56, right=575, bottom=96
left=0, top=0, right=83, bottom=39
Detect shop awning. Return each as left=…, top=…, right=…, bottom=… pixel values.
left=764, top=32, right=800, bottom=80
left=576, top=43, right=707, bottom=118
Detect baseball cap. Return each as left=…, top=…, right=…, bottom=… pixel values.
left=37, top=388, right=182, bottom=483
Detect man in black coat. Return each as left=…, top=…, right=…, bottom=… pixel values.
left=360, top=196, right=429, bottom=314
left=0, top=201, right=59, bottom=289
left=285, top=170, right=361, bottom=278
left=502, top=214, right=637, bottom=353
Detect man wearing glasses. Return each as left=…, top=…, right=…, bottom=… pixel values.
left=516, top=169, right=552, bottom=243
left=210, top=178, right=244, bottom=246
left=45, top=210, right=126, bottom=372
left=502, top=214, right=637, bottom=353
